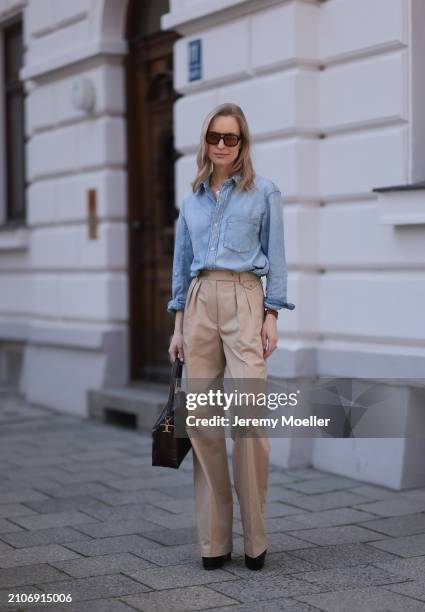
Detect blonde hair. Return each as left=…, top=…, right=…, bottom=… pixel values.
left=191, top=103, right=255, bottom=193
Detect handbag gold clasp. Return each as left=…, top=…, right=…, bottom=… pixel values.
left=162, top=417, right=174, bottom=433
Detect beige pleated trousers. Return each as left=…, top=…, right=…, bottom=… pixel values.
left=182, top=268, right=270, bottom=558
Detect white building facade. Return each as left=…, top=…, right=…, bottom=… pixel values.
left=0, top=0, right=424, bottom=489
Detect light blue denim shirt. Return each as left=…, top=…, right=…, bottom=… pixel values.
left=167, top=171, right=295, bottom=314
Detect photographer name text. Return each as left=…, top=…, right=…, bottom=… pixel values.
left=186, top=415, right=331, bottom=428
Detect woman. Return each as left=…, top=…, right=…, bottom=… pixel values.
left=167, top=102, right=295, bottom=571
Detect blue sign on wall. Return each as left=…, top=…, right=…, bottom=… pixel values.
left=188, top=39, right=202, bottom=82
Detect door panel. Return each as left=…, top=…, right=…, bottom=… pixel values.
left=127, top=30, right=181, bottom=382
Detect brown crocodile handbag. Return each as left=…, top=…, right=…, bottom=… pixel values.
left=152, top=357, right=192, bottom=468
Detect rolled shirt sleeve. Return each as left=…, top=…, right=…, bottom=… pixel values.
left=167, top=202, right=194, bottom=314
left=260, top=188, right=295, bottom=311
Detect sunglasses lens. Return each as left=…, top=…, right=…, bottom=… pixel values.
left=206, top=132, right=240, bottom=147
left=224, top=135, right=239, bottom=146
left=206, top=132, right=220, bottom=145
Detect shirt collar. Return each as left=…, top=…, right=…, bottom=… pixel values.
left=197, top=171, right=242, bottom=194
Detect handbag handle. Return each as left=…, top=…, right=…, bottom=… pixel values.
left=166, top=357, right=183, bottom=410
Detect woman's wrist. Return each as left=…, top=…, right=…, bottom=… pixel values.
left=174, top=310, right=184, bottom=333
left=264, top=308, right=278, bottom=319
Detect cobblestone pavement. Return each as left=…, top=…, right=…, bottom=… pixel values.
left=1, top=389, right=425, bottom=611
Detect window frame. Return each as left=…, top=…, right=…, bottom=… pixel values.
left=0, top=13, right=26, bottom=229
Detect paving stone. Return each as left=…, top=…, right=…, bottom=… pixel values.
left=268, top=470, right=300, bottom=484
left=264, top=516, right=314, bottom=533
left=95, top=463, right=150, bottom=478
left=288, top=508, right=377, bottom=529
left=295, top=563, right=411, bottom=590
left=136, top=543, right=205, bottom=566
left=402, top=488, right=425, bottom=503
left=288, top=525, right=386, bottom=547
left=0, top=504, right=37, bottom=519
left=222, top=551, right=318, bottom=579
left=64, top=535, right=161, bottom=557
left=148, top=498, right=195, bottom=514
left=27, top=483, right=116, bottom=499
left=52, top=552, right=154, bottom=578
left=296, top=585, right=425, bottom=611
left=0, top=483, right=22, bottom=493
left=349, top=484, right=402, bottom=501
left=62, top=450, right=131, bottom=464
left=96, top=468, right=193, bottom=493
left=0, top=520, right=23, bottom=535
left=0, top=544, right=82, bottom=569
left=11, top=511, right=98, bottom=531
left=261, top=532, right=315, bottom=553
left=83, top=503, right=179, bottom=526
left=94, top=469, right=156, bottom=482
left=0, top=526, right=90, bottom=548
left=5, top=455, right=70, bottom=469
left=4, top=468, right=71, bottom=485
left=24, top=599, right=135, bottom=612
left=265, top=486, right=305, bottom=503
left=153, top=483, right=195, bottom=499
left=0, top=543, right=12, bottom=555
left=207, top=573, right=323, bottom=603
left=210, top=601, right=319, bottom=612
left=134, top=473, right=195, bottom=487
left=37, top=574, right=150, bottom=602
left=0, top=490, right=49, bottom=504
left=369, top=533, right=425, bottom=557
left=3, top=478, right=69, bottom=496
left=71, top=518, right=162, bottom=538
left=284, top=490, right=371, bottom=512
left=122, top=585, right=237, bottom=611
left=101, top=476, right=182, bottom=494
left=125, top=561, right=237, bottom=589
left=134, top=526, right=199, bottom=547
left=43, top=470, right=121, bottom=485
left=284, top=468, right=329, bottom=480
left=24, top=496, right=109, bottom=515
left=134, top=511, right=197, bottom=530
left=289, top=543, right=399, bottom=569
left=235, top=501, right=307, bottom=519
left=374, top=556, right=425, bottom=580
left=90, top=490, right=175, bottom=507
left=0, top=564, right=67, bottom=589
left=354, top=497, right=425, bottom=517
left=361, top=512, right=425, bottom=537
left=286, top=476, right=361, bottom=495
left=388, top=579, right=425, bottom=601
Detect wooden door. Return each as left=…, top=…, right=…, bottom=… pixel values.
left=126, top=29, right=181, bottom=382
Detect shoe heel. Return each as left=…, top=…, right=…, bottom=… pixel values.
left=245, top=549, right=267, bottom=570
left=202, top=552, right=232, bottom=570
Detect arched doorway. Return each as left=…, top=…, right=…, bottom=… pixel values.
left=126, top=1, right=181, bottom=382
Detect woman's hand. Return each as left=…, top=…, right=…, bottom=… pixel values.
left=168, top=330, right=184, bottom=363
left=261, top=314, right=278, bottom=359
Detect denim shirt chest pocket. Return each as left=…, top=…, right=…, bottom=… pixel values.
left=223, top=215, right=260, bottom=253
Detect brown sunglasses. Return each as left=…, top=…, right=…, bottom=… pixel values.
left=206, top=131, right=241, bottom=147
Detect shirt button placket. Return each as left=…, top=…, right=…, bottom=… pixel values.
left=208, top=186, right=225, bottom=265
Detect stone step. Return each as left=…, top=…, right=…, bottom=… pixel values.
left=88, top=381, right=169, bottom=431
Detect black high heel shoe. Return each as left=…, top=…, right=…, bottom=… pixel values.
left=202, top=552, right=231, bottom=570
left=245, top=549, right=267, bottom=570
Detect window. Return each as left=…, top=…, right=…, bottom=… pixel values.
left=1, top=17, right=26, bottom=226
